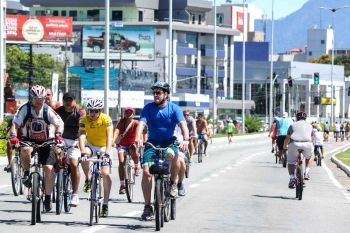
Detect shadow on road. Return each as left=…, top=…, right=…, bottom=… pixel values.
left=252, top=194, right=295, bottom=200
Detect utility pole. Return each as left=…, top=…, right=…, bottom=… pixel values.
left=0, top=0, right=5, bottom=120
left=117, top=49, right=122, bottom=120
left=169, top=0, right=173, bottom=92
left=28, top=44, right=33, bottom=99
left=212, top=0, right=217, bottom=121
left=104, top=0, right=110, bottom=115
left=64, top=38, right=69, bottom=92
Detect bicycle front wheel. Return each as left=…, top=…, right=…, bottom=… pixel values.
left=10, top=156, right=22, bottom=196
left=64, top=172, right=73, bottom=213
left=31, top=173, right=40, bottom=225
left=125, top=163, right=135, bottom=203
left=56, top=169, right=64, bottom=215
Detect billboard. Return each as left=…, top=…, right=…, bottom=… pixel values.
left=6, top=15, right=72, bottom=42
left=82, top=25, right=155, bottom=61
left=236, top=12, right=244, bottom=32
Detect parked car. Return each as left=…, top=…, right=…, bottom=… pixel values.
left=86, top=32, right=140, bottom=53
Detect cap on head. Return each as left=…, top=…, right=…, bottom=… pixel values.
left=283, top=112, right=288, bottom=118
left=124, top=107, right=135, bottom=113
left=63, top=92, right=75, bottom=101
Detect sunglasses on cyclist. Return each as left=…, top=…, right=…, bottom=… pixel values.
left=153, top=91, right=163, bottom=96
left=89, top=109, right=100, bottom=114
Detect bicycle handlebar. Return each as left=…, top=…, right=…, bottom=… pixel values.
left=144, top=141, right=179, bottom=151
left=18, top=140, right=57, bottom=149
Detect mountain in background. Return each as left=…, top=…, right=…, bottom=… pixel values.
left=263, top=0, right=350, bottom=53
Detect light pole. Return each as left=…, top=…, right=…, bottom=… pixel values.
left=0, top=0, right=6, bottom=121
left=269, top=0, right=275, bottom=127
left=242, top=0, right=246, bottom=133
left=320, top=5, right=350, bottom=125
left=169, top=0, right=173, bottom=93
left=212, top=0, right=217, bottom=121
left=104, top=0, right=110, bottom=115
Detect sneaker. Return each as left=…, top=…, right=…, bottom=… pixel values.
left=178, top=183, right=186, bottom=196
left=22, top=175, right=31, bottom=188
left=304, top=173, right=310, bottom=180
left=71, top=194, right=79, bottom=207
left=3, top=164, right=11, bottom=172
left=271, top=148, right=275, bottom=153
left=100, top=204, right=108, bottom=217
left=288, top=178, right=296, bottom=189
left=119, top=185, right=126, bottom=195
left=169, top=183, right=178, bottom=197
left=134, top=167, right=141, bottom=176
left=44, top=195, right=52, bottom=212
left=83, top=179, right=91, bottom=193
left=141, top=205, right=154, bottom=221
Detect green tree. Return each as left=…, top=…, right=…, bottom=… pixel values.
left=6, top=45, right=65, bottom=87
left=309, top=54, right=350, bottom=77
left=245, top=115, right=263, bottom=133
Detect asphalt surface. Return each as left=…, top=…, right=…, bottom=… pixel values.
left=0, top=134, right=350, bottom=233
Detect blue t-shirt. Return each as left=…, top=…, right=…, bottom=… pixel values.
left=140, top=102, right=184, bottom=142
left=276, top=117, right=293, bottom=136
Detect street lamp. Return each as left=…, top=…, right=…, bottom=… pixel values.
left=169, top=0, right=173, bottom=93
left=212, top=0, right=217, bottom=121
left=0, top=0, right=5, bottom=121
left=320, top=5, right=350, bottom=125
left=269, top=0, right=275, bottom=128
left=104, top=0, right=110, bottom=114
left=242, top=0, right=246, bottom=133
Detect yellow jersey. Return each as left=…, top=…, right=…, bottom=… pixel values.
left=79, top=113, right=113, bottom=147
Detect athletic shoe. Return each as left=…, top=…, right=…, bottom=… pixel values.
left=3, top=164, right=11, bottom=172
left=288, top=178, right=296, bottom=189
left=119, top=185, right=126, bottom=195
left=141, top=205, right=154, bottom=221
left=83, top=179, right=91, bottom=193
left=44, top=195, right=52, bottom=212
left=178, top=183, right=186, bottom=196
left=169, top=183, right=178, bottom=197
left=304, top=173, right=310, bottom=180
left=71, top=194, right=79, bottom=207
left=100, top=204, right=108, bottom=217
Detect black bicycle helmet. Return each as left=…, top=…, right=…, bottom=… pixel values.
left=151, top=81, right=170, bottom=93
left=296, top=111, right=307, bottom=121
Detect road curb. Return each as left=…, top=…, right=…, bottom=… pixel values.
left=331, top=147, right=350, bottom=177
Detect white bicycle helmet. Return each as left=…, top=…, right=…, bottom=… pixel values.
left=86, top=98, right=104, bottom=110
left=30, top=85, right=47, bottom=98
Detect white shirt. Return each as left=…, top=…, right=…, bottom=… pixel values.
left=334, top=123, right=340, bottom=132
left=314, top=131, right=323, bottom=146
left=173, top=125, right=183, bottom=142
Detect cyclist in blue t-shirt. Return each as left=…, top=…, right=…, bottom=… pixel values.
left=276, top=112, right=293, bottom=162
left=135, top=81, right=189, bottom=221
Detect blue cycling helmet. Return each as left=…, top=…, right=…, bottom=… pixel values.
left=151, top=81, right=170, bottom=93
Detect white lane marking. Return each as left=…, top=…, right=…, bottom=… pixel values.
left=189, top=183, right=200, bottom=188
left=201, top=178, right=211, bottom=182
left=322, top=161, right=343, bottom=189
left=211, top=173, right=219, bottom=177
left=0, top=185, right=11, bottom=189
left=80, top=225, right=107, bottom=233
left=123, top=211, right=143, bottom=217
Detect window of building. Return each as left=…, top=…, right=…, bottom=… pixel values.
left=61, top=10, right=66, bottom=16
left=112, top=10, right=123, bottom=21
left=35, top=10, right=46, bottom=16
left=308, top=51, right=312, bottom=56
left=53, top=10, right=59, bottom=16
left=87, top=9, right=100, bottom=21
left=217, top=13, right=224, bottom=25
left=321, top=39, right=325, bottom=44
left=69, top=10, right=77, bottom=21
left=138, top=11, right=143, bottom=22
left=192, top=14, right=196, bottom=24
left=234, top=84, right=242, bottom=100
left=198, top=14, right=202, bottom=25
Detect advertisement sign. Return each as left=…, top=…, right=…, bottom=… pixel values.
left=82, top=25, right=155, bottom=61
left=236, top=12, right=244, bottom=32
left=6, top=15, right=72, bottom=42
left=81, top=90, right=145, bottom=109
left=321, top=97, right=336, bottom=105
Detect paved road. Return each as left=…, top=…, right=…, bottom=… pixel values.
left=0, top=134, right=350, bottom=233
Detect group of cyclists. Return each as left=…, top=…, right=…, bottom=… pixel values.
left=3, top=81, right=214, bottom=222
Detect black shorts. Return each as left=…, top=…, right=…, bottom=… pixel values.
left=276, top=135, right=287, bottom=151
left=325, top=130, right=329, bottom=135
left=22, top=138, right=56, bottom=165
left=314, top=145, right=323, bottom=153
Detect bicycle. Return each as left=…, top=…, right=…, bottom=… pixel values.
left=197, top=134, right=206, bottom=163
left=55, top=144, right=74, bottom=215
left=295, top=149, right=304, bottom=200
left=124, top=149, right=136, bottom=203
left=314, top=146, right=322, bottom=167
left=19, top=139, right=57, bottom=225
left=10, top=146, right=24, bottom=196
left=87, top=152, right=104, bottom=226
left=145, top=142, right=177, bottom=231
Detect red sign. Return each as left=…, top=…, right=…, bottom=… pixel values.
left=5, top=15, right=72, bottom=42
left=236, top=12, right=244, bottom=32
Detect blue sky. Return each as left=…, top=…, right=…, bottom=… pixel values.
left=218, top=0, right=309, bottom=19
